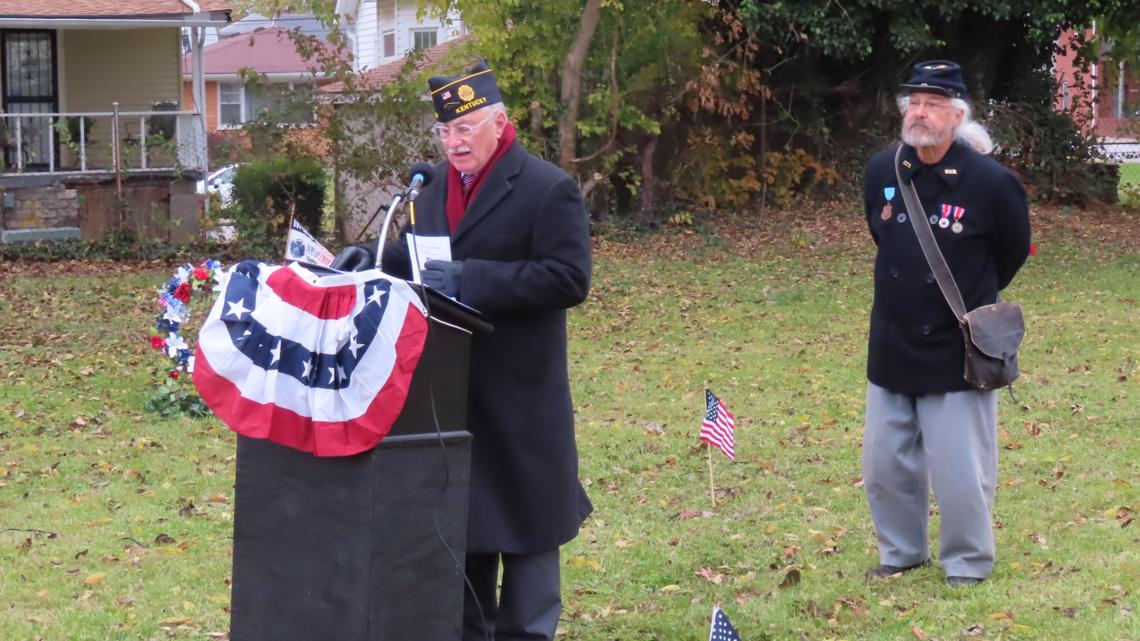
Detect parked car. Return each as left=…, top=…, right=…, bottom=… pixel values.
left=197, top=163, right=239, bottom=209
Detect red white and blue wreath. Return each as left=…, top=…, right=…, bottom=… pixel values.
left=148, top=260, right=226, bottom=379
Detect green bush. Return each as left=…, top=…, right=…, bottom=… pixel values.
left=231, top=155, right=327, bottom=254
left=985, top=71, right=1111, bottom=206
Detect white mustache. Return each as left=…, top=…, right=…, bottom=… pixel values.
left=448, top=145, right=471, bottom=154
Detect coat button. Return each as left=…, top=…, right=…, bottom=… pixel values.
left=921, top=325, right=932, bottom=336
left=925, top=272, right=935, bottom=285
left=889, top=268, right=899, bottom=279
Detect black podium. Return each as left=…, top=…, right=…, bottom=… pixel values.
left=229, top=288, right=491, bottom=641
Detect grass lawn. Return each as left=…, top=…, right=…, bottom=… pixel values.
left=1120, top=163, right=1140, bottom=205
left=1, top=206, right=1138, bottom=640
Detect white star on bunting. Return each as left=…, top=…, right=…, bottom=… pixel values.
left=227, top=298, right=251, bottom=319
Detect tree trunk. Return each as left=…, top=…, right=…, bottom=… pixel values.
left=637, top=134, right=658, bottom=225
left=558, top=0, right=604, bottom=173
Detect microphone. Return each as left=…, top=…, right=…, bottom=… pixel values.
left=406, top=162, right=434, bottom=202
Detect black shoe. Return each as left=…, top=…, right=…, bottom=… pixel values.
left=865, top=560, right=928, bottom=579
left=946, top=575, right=984, bottom=587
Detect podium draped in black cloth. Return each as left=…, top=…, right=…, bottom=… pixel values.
left=229, top=288, right=492, bottom=641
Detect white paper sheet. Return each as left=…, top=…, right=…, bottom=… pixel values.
left=407, top=234, right=453, bottom=284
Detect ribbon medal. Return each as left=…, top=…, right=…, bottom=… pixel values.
left=938, top=203, right=952, bottom=229
left=950, top=206, right=966, bottom=233
left=880, top=186, right=896, bottom=220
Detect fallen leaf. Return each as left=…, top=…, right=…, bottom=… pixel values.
left=778, top=567, right=801, bottom=589
left=988, top=611, right=1013, bottom=621
left=82, top=573, right=104, bottom=586
left=566, top=555, right=601, bottom=571
left=695, top=567, right=724, bottom=584
left=912, top=625, right=928, bottom=639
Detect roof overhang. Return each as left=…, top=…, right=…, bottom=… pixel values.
left=0, top=12, right=231, bottom=29
left=186, top=72, right=327, bottom=83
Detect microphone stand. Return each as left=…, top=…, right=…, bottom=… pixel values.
left=374, top=189, right=408, bottom=269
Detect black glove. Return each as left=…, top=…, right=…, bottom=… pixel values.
left=331, top=244, right=376, bottom=272
left=422, top=259, right=463, bottom=298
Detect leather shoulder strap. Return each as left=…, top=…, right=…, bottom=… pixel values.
left=893, top=145, right=968, bottom=321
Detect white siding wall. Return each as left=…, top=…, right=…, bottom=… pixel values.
left=355, top=0, right=379, bottom=70
left=380, top=3, right=465, bottom=64
left=347, top=0, right=465, bottom=70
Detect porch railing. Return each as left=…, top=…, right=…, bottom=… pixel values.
left=0, top=105, right=207, bottom=178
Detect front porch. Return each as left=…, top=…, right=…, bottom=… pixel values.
left=1, top=107, right=207, bottom=178
left=0, top=1, right=230, bottom=243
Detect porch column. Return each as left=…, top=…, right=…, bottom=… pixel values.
left=190, top=25, right=208, bottom=169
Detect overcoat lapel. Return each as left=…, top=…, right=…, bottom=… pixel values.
left=450, top=141, right=526, bottom=245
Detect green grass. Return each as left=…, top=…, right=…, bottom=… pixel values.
left=1, top=209, right=1138, bottom=640
left=1120, top=163, right=1140, bottom=205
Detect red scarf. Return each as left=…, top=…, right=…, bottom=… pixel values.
left=445, top=122, right=517, bottom=233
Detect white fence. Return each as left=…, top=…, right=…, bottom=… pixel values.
left=0, top=106, right=207, bottom=177
left=1098, top=140, right=1140, bottom=163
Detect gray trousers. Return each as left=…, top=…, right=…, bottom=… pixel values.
left=463, top=549, right=561, bottom=641
left=863, top=382, right=999, bottom=578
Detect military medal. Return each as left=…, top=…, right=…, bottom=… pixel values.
left=950, top=205, right=965, bottom=233
left=881, top=186, right=896, bottom=220
left=938, top=203, right=952, bottom=228
left=896, top=212, right=907, bottom=223
left=929, top=214, right=939, bottom=226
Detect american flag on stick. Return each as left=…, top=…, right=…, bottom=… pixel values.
left=700, top=388, right=736, bottom=460
left=708, top=605, right=742, bottom=641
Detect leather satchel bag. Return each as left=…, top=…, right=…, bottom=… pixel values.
left=892, top=146, right=1024, bottom=390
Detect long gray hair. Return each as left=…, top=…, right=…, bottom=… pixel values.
left=897, top=95, right=995, bottom=155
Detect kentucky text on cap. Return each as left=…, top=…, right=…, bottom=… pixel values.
left=899, top=60, right=967, bottom=99
left=428, top=60, right=504, bottom=123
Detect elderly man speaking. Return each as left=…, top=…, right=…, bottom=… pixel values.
left=860, top=61, right=1031, bottom=586
left=381, top=61, right=593, bottom=641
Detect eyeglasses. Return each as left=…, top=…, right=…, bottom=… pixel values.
left=431, top=112, right=497, bottom=141
left=908, top=97, right=954, bottom=112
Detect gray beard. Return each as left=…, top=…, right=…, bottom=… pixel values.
left=901, top=124, right=949, bottom=148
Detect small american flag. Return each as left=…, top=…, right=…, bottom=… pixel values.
left=701, top=389, right=736, bottom=460
left=709, top=606, right=742, bottom=641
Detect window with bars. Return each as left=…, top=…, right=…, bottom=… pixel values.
left=412, top=30, right=437, bottom=51
left=2, top=30, right=57, bottom=168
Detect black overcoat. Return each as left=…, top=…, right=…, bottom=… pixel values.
left=383, top=140, right=593, bottom=553
left=863, top=142, right=1031, bottom=394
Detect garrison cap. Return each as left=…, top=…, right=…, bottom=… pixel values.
left=428, top=60, right=503, bottom=123
left=900, top=60, right=967, bottom=99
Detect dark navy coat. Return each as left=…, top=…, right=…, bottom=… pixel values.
left=863, top=142, right=1031, bottom=394
left=383, top=140, right=593, bottom=554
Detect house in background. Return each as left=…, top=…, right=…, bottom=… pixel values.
left=181, top=26, right=344, bottom=132
left=1054, top=27, right=1139, bottom=158
left=335, top=0, right=465, bottom=72
left=319, top=37, right=467, bottom=240
left=1, top=0, right=231, bottom=244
